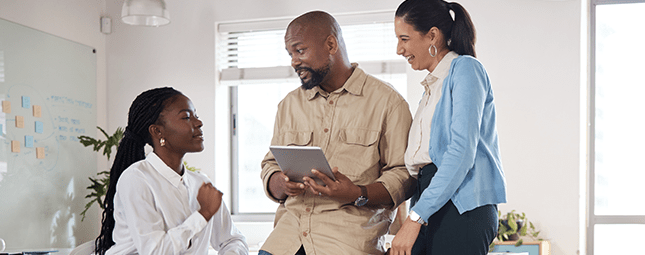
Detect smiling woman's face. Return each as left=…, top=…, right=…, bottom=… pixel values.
left=395, top=17, right=435, bottom=72
left=156, top=95, right=204, bottom=154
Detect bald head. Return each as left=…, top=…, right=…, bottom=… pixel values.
left=288, top=11, right=341, bottom=42
left=286, top=11, right=347, bottom=57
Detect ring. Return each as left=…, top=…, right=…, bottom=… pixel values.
left=318, top=192, right=322, bottom=196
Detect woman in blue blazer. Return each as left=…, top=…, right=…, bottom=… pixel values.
left=390, top=1, right=507, bottom=254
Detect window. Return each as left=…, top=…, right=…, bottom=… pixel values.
left=589, top=0, right=645, bottom=253
left=216, top=12, right=408, bottom=219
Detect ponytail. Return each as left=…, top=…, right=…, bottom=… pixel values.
left=447, top=2, right=476, bottom=57
left=94, top=87, right=182, bottom=255
left=396, top=0, right=477, bottom=57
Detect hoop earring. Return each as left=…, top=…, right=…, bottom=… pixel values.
left=429, top=45, right=437, bottom=57
left=160, top=138, right=166, bottom=147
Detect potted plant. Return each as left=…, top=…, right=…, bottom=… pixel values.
left=78, top=126, right=124, bottom=221
left=489, top=210, right=542, bottom=250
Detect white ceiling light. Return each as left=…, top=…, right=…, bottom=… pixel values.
left=121, top=0, right=170, bottom=27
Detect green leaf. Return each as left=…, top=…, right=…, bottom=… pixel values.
left=515, top=239, right=524, bottom=247
left=508, top=218, right=518, bottom=232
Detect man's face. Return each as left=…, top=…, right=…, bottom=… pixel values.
left=285, top=24, right=331, bottom=90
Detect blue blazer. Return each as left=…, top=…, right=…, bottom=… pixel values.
left=411, top=55, right=507, bottom=222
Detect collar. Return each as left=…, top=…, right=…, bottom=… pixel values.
left=146, top=152, right=185, bottom=188
left=305, top=63, right=365, bottom=100
left=420, top=51, right=459, bottom=93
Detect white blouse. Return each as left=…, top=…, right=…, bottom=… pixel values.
left=405, top=51, right=458, bottom=177
left=107, top=152, right=248, bottom=255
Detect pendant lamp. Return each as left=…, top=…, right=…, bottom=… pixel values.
left=121, top=0, right=170, bottom=26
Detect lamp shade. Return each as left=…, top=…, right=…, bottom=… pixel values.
left=121, top=0, right=170, bottom=26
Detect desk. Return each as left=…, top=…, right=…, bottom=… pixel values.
left=489, top=241, right=550, bottom=255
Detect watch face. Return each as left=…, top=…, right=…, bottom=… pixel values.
left=355, top=196, right=368, bottom=206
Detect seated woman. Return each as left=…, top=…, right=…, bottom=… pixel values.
left=94, top=87, right=248, bottom=255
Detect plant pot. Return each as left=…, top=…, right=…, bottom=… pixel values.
left=500, top=219, right=524, bottom=241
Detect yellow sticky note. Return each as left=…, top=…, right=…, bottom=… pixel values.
left=36, top=147, right=45, bottom=159
left=16, top=115, right=24, bottom=128
left=33, top=105, right=42, bottom=117
left=2, top=101, right=10, bottom=113
left=11, top=140, right=20, bottom=153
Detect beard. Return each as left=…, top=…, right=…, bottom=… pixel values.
left=296, top=63, right=330, bottom=90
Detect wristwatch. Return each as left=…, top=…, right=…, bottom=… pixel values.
left=354, top=185, right=368, bottom=206
left=409, top=210, right=427, bottom=226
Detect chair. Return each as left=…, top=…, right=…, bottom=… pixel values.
left=69, top=241, right=95, bottom=255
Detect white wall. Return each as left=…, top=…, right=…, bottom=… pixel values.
left=0, top=0, right=108, bottom=247
left=0, top=0, right=583, bottom=253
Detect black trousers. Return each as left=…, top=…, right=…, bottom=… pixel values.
left=410, top=163, right=498, bottom=255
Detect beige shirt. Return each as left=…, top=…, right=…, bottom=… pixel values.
left=260, top=65, right=413, bottom=255
left=404, top=51, right=458, bottom=177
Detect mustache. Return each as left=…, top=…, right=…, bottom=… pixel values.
left=295, top=66, right=316, bottom=74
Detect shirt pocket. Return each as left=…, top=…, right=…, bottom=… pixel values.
left=335, top=128, right=381, bottom=183
left=278, top=131, right=313, bottom=146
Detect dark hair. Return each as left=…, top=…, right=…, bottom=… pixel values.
left=396, top=0, right=477, bottom=57
left=94, top=87, right=183, bottom=255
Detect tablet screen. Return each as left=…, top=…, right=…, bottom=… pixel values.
left=269, top=146, right=335, bottom=185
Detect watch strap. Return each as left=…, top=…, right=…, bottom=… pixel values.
left=409, top=210, right=428, bottom=226
left=354, top=185, right=369, bottom=206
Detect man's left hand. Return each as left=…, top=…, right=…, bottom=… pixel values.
left=303, top=167, right=361, bottom=204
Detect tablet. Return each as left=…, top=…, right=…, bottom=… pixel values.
left=269, top=145, right=336, bottom=185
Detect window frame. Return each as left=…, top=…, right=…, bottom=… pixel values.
left=587, top=0, right=645, bottom=254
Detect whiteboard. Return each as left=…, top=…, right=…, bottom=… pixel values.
left=0, top=18, right=97, bottom=250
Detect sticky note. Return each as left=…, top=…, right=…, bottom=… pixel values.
left=36, top=147, right=45, bottom=159
left=11, top=140, right=20, bottom=152
left=33, top=105, right=42, bottom=117
left=2, top=101, right=10, bottom=113
left=16, top=115, right=24, bottom=128
left=35, top=121, right=44, bottom=133
left=22, top=96, right=30, bottom=108
left=25, top=135, right=34, bottom=148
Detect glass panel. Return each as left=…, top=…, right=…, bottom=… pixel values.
left=236, top=75, right=406, bottom=213
left=594, top=224, right=645, bottom=254
left=594, top=2, right=645, bottom=215
left=237, top=81, right=299, bottom=213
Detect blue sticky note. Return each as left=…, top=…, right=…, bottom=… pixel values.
left=25, top=135, right=34, bottom=148
left=22, top=96, right=31, bottom=108
left=35, top=121, right=44, bottom=134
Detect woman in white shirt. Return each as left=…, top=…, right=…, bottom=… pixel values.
left=94, top=87, right=248, bottom=255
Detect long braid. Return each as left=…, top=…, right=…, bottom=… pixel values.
left=95, top=87, right=183, bottom=255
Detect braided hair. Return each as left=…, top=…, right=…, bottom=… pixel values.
left=396, top=0, right=477, bottom=57
left=95, top=87, right=183, bottom=255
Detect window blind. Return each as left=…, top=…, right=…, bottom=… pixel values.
left=217, top=20, right=406, bottom=83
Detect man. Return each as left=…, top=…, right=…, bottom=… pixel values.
left=259, top=11, right=414, bottom=255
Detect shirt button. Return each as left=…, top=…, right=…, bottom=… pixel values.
left=324, top=128, right=329, bottom=133
left=306, top=208, right=311, bottom=212
left=329, top=100, right=334, bottom=104
left=302, top=232, right=308, bottom=237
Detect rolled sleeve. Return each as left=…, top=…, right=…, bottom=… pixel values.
left=374, top=100, right=414, bottom=208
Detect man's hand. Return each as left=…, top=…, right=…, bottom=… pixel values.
left=268, top=171, right=307, bottom=201
left=197, top=182, right=223, bottom=220
left=389, top=217, right=423, bottom=255
left=303, top=167, right=361, bottom=204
